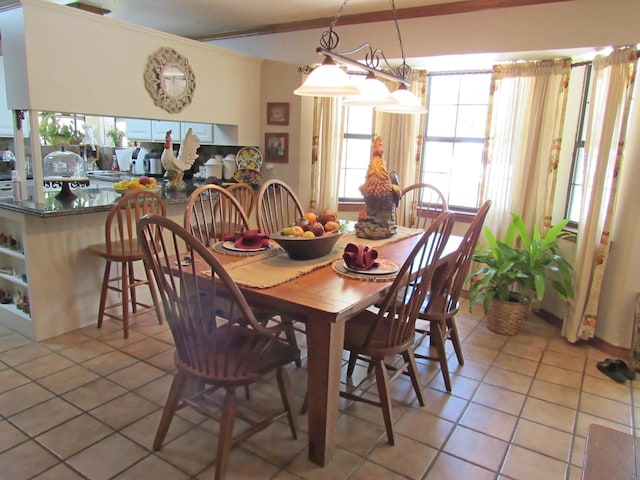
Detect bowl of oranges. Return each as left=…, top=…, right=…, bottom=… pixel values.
left=113, top=176, right=162, bottom=195
left=270, top=210, right=343, bottom=260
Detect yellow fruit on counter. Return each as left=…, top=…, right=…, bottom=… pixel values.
left=290, top=226, right=304, bottom=237
left=301, top=231, right=315, bottom=238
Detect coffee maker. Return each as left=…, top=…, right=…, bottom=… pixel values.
left=143, top=150, right=164, bottom=176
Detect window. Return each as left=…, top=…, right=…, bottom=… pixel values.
left=337, top=98, right=374, bottom=200
left=421, top=72, right=491, bottom=210
left=565, top=64, right=592, bottom=224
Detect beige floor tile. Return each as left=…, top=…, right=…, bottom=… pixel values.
left=0, top=382, right=55, bottom=416
left=348, top=460, right=406, bottom=480
left=492, top=352, right=539, bottom=377
left=528, top=378, right=580, bottom=409
left=62, top=377, right=128, bottom=410
left=520, top=397, right=576, bottom=433
left=535, top=363, right=583, bottom=389
left=31, top=462, right=86, bottom=480
left=464, top=330, right=509, bottom=350
left=429, top=372, right=480, bottom=398
left=367, top=435, right=437, bottom=479
left=67, top=433, right=149, bottom=480
left=9, top=397, right=82, bottom=436
left=424, top=453, right=496, bottom=480
left=0, top=367, right=31, bottom=393
left=571, top=435, right=586, bottom=467
left=567, top=465, right=584, bottom=480
left=0, top=342, right=52, bottom=366
left=512, top=419, right=572, bottom=462
left=582, top=374, right=632, bottom=404
left=242, top=419, right=308, bottom=467
left=443, top=425, right=508, bottom=471
left=501, top=445, right=567, bottom=480
left=445, top=357, right=490, bottom=381
left=156, top=426, right=219, bottom=476
left=416, top=387, right=469, bottom=422
left=41, top=331, right=92, bottom=351
left=120, top=409, right=195, bottom=450
left=36, top=413, right=114, bottom=459
left=574, top=412, right=633, bottom=438
left=81, top=350, right=138, bottom=376
left=285, top=447, right=362, bottom=480
left=483, top=366, right=533, bottom=394
left=580, top=391, right=632, bottom=425
left=460, top=343, right=499, bottom=365
left=90, top=392, right=159, bottom=430
left=0, top=419, right=29, bottom=453
left=14, top=352, right=76, bottom=379
left=501, top=341, right=544, bottom=362
left=0, top=332, right=32, bottom=353
left=58, top=339, right=114, bottom=363
left=329, top=412, right=384, bottom=457
left=145, top=349, right=177, bottom=373
left=459, top=402, right=517, bottom=441
left=0, top=440, right=60, bottom=480
left=395, top=408, right=454, bottom=448
left=37, top=364, right=100, bottom=395
left=546, top=337, right=589, bottom=358
left=120, top=337, right=173, bottom=360
left=112, top=453, right=190, bottom=480
left=134, top=374, right=174, bottom=406
left=505, top=332, right=549, bottom=351
left=541, top=350, right=585, bottom=373
left=472, top=383, right=526, bottom=416
left=107, top=361, right=166, bottom=390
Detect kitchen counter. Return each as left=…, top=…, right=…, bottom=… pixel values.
left=0, top=174, right=206, bottom=217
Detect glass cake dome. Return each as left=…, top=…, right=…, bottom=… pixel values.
left=43, top=149, right=87, bottom=179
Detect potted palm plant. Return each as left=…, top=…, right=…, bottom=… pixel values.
left=468, top=213, right=574, bottom=335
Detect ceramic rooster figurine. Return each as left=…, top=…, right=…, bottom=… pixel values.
left=355, top=136, right=401, bottom=239
left=161, top=129, right=200, bottom=190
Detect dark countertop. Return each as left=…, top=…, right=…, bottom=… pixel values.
left=0, top=176, right=207, bottom=218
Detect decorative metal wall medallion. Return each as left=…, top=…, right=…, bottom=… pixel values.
left=144, top=47, right=196, bottom=113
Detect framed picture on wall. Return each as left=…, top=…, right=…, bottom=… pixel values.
left=265, top=132, right=289, bottom=163
left=267, top=102, right=289, bottom=125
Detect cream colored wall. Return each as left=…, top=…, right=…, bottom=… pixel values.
left=2, top=0, right=262, bottom=145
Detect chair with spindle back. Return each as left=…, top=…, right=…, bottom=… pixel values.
left=226, top=182, right=255, bottom=219
left=396, top=183, right=448, bottom=230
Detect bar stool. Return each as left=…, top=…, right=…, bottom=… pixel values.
left=87, top=190, right=166, bottom=338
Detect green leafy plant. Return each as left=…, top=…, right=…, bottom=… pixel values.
left=105, top=126, right=125, bottom=147
left=468, top=213, right=574, bottom=314
left=38, top=113, right=82, bottom=145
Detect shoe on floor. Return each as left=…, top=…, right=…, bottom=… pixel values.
left=606, top=358, right=636, bottom=380
left=597, top=359, right=627, bottom=383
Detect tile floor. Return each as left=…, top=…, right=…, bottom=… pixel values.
left=0, top=300, right=636, bottom=480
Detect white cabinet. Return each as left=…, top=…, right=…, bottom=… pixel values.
left=152, top=120, right=181, bottom=142
left=0, top=59, right=15, bottom=137
left=124, top=118, right=152, bottom=141
left=213, top=124, right=239, bottom=146
left=182, top=122, right=213, bottom=144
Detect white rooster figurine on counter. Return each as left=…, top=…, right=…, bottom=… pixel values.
left=161, top=128, right=200, bottom=191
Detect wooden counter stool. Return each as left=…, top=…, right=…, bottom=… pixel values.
left=87, top=190, right=166, bottom=338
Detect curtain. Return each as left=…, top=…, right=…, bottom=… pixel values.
left=481, top=59, right=571, bottom=238
left=562, top=46, right=638, bottom=342
left=373, top=70, right=428, bottom=190
left=310, top=96, right=344, bottom=212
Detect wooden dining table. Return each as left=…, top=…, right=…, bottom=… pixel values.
left=205, top=228, right=461, bottom=467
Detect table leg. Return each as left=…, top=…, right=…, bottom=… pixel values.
left=305, top=316, right=345, bottom=466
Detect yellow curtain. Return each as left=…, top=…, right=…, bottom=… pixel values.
left=563, top=46, right=638, bottom=342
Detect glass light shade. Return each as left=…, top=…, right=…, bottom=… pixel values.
left=294, top=57, right=362, bottom=97
left=342, top=73, right=399, bottom=106
left=375, top=84, right=428, bottom=114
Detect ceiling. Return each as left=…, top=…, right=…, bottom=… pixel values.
left=1, top=0, right=571, bottom=40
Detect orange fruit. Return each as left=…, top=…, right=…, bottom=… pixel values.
left=304, top=212, right=317, bottom=223
left=324, top=221, right=339, bottom=232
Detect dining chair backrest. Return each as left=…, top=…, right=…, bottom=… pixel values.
left=184, top=184, right=251, bottom=246
left=138, top=214, right=290, bottom=381
left=429, top=200, right=492, bottom=315
left=226, top=182, right=255, bottom=218
left=105, top=190, right=166, bottom=255
left=256, top=179, right=305, bottom=235
left=362, top=210, right=455, bottom=355
left=397, top=183, right=448, bottom=230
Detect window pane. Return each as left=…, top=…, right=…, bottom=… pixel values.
left=423, top=141, right=453, bottom=173
left=426, top=105, right=457, bottom=137
left=429, top=76, right=460, bottom=104
left=456, top=105, right=488, bottom=137
left=449, top=143, right=483, bottom=208
left=345, top=105, right=373, bottom=134
left=459, top=74, right=492, bottom=104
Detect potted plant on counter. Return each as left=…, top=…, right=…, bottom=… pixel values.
left=468, top=213, right=574, bottom=335
left=38, top=113, right=82, bottom=146
left=106, top=126, right=126, bottom=148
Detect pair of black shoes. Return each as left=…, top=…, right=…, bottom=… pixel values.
left=596, top=358, right=636, bottom=383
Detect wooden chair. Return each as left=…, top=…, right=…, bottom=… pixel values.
left=87, top=190, right=166, bottom=339
left=138, top=215, right=299, bottom=480
left=226, top=182, right=255, bottom=219
left=184, top=184, right=250, bottom=245
left=341, top=211, right=455, bottom=445
left=256, top=179, right=304, bottom=235
left=413, top=200, right=491, bottom=392
left=255, top=179, right=305, bottom=364
left=396, top=183, right=448, bottom=230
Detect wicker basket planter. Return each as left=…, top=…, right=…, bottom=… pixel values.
left=486, top=294, right=530, bottom=335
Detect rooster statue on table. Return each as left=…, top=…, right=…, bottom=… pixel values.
left=355, top=136, right=401, bottom=239
left=161, top=128, right=200, bottom=191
